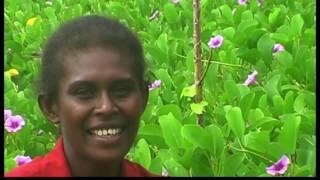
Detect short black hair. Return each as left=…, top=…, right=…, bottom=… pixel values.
left=38, top=15, right=145, bottom=103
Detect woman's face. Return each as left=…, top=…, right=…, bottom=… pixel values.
left=53, top=47, right=147, bottom=163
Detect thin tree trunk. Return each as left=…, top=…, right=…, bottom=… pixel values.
left=193, top=0, right=203, bottom=126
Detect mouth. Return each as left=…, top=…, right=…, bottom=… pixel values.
left=87, top=126, right=125, bottom=145
left=89, top=128, right=123, bottom=137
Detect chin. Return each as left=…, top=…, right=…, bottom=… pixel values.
left=89, top=149, right=126, bottom=163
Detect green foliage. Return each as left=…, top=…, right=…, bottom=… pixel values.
left=4, top=0, right=315, bottom=177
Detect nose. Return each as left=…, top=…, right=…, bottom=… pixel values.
left=94, top=92, right=118, bottom=115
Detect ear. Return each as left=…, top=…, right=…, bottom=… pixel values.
left=38, top=94, right=60, bottom=124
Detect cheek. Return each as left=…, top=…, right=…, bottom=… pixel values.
left=58, top=100, right=91, bottom=126
left=120, top=96, right=145, bottom=120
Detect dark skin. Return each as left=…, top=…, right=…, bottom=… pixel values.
left=38, top=47, right=148, bottom=176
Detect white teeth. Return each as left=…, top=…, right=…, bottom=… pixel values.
left=108, top=129, right=112, bottom=135
left=103, top=129, right=108, bottom=135
left=92, top=128, right=121, bottom=137
left=98, top=130, right=102, bottom=136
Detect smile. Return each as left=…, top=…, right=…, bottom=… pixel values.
left=90, top=128, right=122, bottom=137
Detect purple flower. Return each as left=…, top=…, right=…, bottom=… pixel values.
left=266, top=155, right=290, bottom=176
left=238, top=0, right=248, bottom=5
left=208, top=35, right=224, bottom=49
left=15, top=155, right=32, bottom=166
left=4, top=109, right=12, bottom=121
left=5, top=115, right=25, bottom=133
left=243, top=70, right=258, bottom=86
left=161, top=167, right=169, bottom=177
left=272, top=43, right=285, bottom=53
left=148, top=80, right=161, bottom=91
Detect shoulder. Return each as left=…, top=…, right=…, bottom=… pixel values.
left=122, top=159, right=160, bottom=177
left=5, top=156, right=46, bottom=177
left=5, top=137, right=71, bottom=177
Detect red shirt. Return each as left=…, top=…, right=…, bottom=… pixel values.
left=5, top=137, right=158, bottom=177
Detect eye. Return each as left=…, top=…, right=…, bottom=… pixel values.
left=111, top=85, right=135, bottom=98
left=73, top=87, right=95, bottom=99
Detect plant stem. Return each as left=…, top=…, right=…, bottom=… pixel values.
left=174, top=53, right=187, bottom=59
left=229, top=144, right=273, bottom=164
left=198, top=50, right=213, bottom=85
left=193, top=0, right=203, bottom=127
left=201, top=60, right=249, bottom=70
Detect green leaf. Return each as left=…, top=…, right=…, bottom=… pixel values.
left=225, top=107, right=245, bottom=140
left=44, top=7, right=56, bottom=20
left=224, top=80, right=240, bottom=103
left=222, top=27, right=235, bottom=40
left=268, top=8, right=285, bottom=29
left=4, top=72, right=17, bottom=92
left=156, top=33, right=169, bottom=62
left=277, top=24, right=295, bottom=39
left=190, top=148, right=213, bottom=176
left=237, top=20, right=258, bottom=33
left=244, top=130, right=270, bottom=153
left=278, top=114, right=301, bottom=154
left=264, top=74, right=281, bottom=97
left=133, top=138, right=151, bottom=169
left=270, top=33, right=289, bottom=44
left=224, top=153, right=245, bottom=176
left=302, top=90, right=315, bottom=110
left=205, top=125, right=225, bottom=158
left=180, top=85, right=196, bottom=98
left=156, top=104, right=182, bottom=120
left=241, top=10, right=253, bottom=21
left=294, top=93, right=305, bottom=114
left=219, top=4, right=233, bottom=24
left=26, top=142, right=46, bottom=157
left=291, top=14, right=304, bottom=35
left=72, top=4, right=83, bottom=17
left=248, top=108, right=265, bottom=126
left=138, top=124, right=167, bottom=148
left=5, top=158, right=16, bottom=173
left=237, top=84, right=250, bottom=97
left=163, top=3, right=179, bottom=24
left=159, top=113, right=182, bottom=150
left=181, top=124, right=208, bottom=150
left=251, top=117, right=280, bottom=131
left=281, top=84, right=300, bottom=92
left=303, top=28, right=316, bottom=46
left=136, top=0, right=149, bottom=16
left=190, top=101, right=208, bottom=115
left=164, top=158, right=188, bottom=176
left=283, top=91, right=295, bottom=113
left=267, top=142, right=285, bottom=160
left=239, top=92, right=255, bottom=120
left=274, top=51, right=293, bottom=69
left=295, top=165, right=312, bottom=176
left=272, top=95, right=284, bottom=116
left=257, top=34, right=274, bottom=66
left=149, top=157, right=162, bottom=175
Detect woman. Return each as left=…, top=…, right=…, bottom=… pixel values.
left=6, top=15, right=157, bottom=177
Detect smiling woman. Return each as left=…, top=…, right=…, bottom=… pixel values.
left=5, top=15, right=157, bottom=177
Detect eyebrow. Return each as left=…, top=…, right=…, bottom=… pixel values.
left=68, top=80, right=95, bottom=87
left=68, top=78, right=138, bottom=88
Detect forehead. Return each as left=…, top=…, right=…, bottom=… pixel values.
left=62, top=47, right=137, bottom=81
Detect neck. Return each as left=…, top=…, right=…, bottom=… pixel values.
left=70, top=159, right=122, bottom=177
left=63, top=140, right=122, bottom=177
